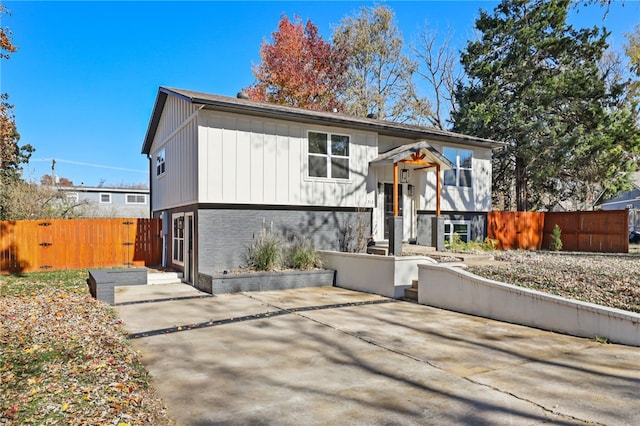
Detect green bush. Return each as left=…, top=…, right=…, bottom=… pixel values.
left=245, top=227, right=283, bottom=271
left=550, top=224, right=563, bottom=251
left=286, top=238, right=323, bottom=270
left=446, top=233, right=497, bottom=252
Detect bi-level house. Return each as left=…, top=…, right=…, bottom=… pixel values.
left=142, top=87, right=501, bottom=284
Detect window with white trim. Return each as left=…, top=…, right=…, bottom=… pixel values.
left=307, top=131, right=350, bottom=180
left=172, top=214, right=185, bottom=264
left=66, top=192, right=79, bottom=203
left=126, top=194, right=146, bottom=204
left=100, top=193, right=111, bottom=203
left=443, top=147, right=472, bottom=187
left=444, top=220, right=470, bottom=246
left=156, top=149, right=166, bottom=176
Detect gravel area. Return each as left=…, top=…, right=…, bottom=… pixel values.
left=466, top=251, right=640, bottom=314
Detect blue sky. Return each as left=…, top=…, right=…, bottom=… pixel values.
left=3, top=0, right=638, bottom=187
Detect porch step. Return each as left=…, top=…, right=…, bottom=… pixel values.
left=403, top=279, right=419, bottom=301
left=147, top=271, right=183, bottom=285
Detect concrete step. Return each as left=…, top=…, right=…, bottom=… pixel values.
left=147, top=271, right=183, bottom=285
left=411, top=279, right=418, bottom=289
left=404, top=287, right=418, bottom=301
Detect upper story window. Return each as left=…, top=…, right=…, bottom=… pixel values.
left=126, top=194, right=147, bottom=204
left=308, top=131, right=350, bottom=180
left=100, top=193, right=111, bottom=203
left=156, top=149, right=166, bottom=177
left=443, top=147, right=472, bottom=187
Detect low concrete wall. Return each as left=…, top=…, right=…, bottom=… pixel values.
left=87, top=268, right=147, bottom=305
left=320, top=251, right=436, bottom=298
left=418, top=263, right=640, bottom=347
left=196, top=269, right=335, bottom=294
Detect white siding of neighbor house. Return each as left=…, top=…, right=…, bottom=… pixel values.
left=198, top=110, right=378, bottom=208
left=149, top=96, right=200, bottom=211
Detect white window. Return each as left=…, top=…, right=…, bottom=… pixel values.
left=156, top=149, right=166, bottom=176
left=443, top=147, right=472, bottom=187
left=66, top=192, right=79, bottom=203
left=172, top=214, right=185, bottom=265
left=126, top=194, right=146, bottom=204
left=100, top=193, right=111, bottom=203
left=444, top=220, right=470, bottom=246
left=307, top=131, right=350, bottom=180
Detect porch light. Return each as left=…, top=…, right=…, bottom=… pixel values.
left=401, top=168, right=409, bottom=183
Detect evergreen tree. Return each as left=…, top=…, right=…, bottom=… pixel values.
left=453, top=0, right=640, bottom=211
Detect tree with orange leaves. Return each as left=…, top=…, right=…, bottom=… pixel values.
left=1, top=4, right=32, bottom=183
left=244, top=15, right=349, bottom=112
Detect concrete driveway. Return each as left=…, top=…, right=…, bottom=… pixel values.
left=114, top=284, right=640, bottom=425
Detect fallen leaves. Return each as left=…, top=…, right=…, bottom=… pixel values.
left=0, top=272, right=174, bottom=425
left=467, top=252, right=640, bottom=313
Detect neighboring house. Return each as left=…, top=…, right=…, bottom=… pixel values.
left=57, top=186, right=150, bottom=218
left=594, top=172, right=640, bottom=232
left=141, top=87, right=502, bottom=283
left=594, top=172, right=640, bottom=211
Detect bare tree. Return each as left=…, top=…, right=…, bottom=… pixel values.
left=412, top=22, right=459, bottom=130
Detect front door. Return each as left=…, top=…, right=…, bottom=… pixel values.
left=384, top=183, right=402, bottom=239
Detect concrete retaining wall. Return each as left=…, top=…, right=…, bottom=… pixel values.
left=418, top=263, right=640, bottom=347
left=320, top=251, right=436, bottom=298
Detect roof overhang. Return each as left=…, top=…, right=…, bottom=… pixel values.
left=369, top=141, right=455, bottom=170
left=142, top=86, right=506, bottom=155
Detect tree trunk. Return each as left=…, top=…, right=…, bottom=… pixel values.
left=515, top=156, right=528, bottom=211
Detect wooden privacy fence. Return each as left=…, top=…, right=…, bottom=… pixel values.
left=1, top=218, right=162, bottom=274
left=488, top=210, right=629, bottom=253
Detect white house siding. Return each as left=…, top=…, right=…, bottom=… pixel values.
left=198, top=110, right=378, bottom=208
left=150, top=96, right=200, bottom=212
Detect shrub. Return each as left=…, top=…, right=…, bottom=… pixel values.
left=245, top=226, right=282, bottom=271
left=447, top=233, right=497, bottom=252
left=286, top=238, right=323, bottom=270
left=550, top=224, right=563, bottom=251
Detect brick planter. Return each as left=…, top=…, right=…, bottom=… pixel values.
left=195, top=269, right=335, bottom=294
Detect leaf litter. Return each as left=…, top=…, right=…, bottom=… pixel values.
left=0, top=271, right=174, bottom=425
left=467, top=251, right=640, bottom=313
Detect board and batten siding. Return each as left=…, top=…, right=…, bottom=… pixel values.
left=420, top=142, right=492, bottom=212
left=198, top=110, right=377, bottom=208
left=150, top=96, right=200, bottom=212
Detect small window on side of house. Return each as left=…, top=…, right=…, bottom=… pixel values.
left=126, top=194, right=146, bottom=204
left=66, top=192, right=79, bottom=203
left=156, top=149, right=166, bottom=177
left=100, top=193, right=111, bottom=203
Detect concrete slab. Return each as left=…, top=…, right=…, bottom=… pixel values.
left=115, top=285, right=640, bottom=426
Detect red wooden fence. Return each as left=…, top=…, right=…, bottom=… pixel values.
left=488, top=210, right=629, bottom=253
left=1, top=218, right=162, bottom=274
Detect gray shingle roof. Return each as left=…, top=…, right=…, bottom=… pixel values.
left=142, top=86, right=504, bottom=154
